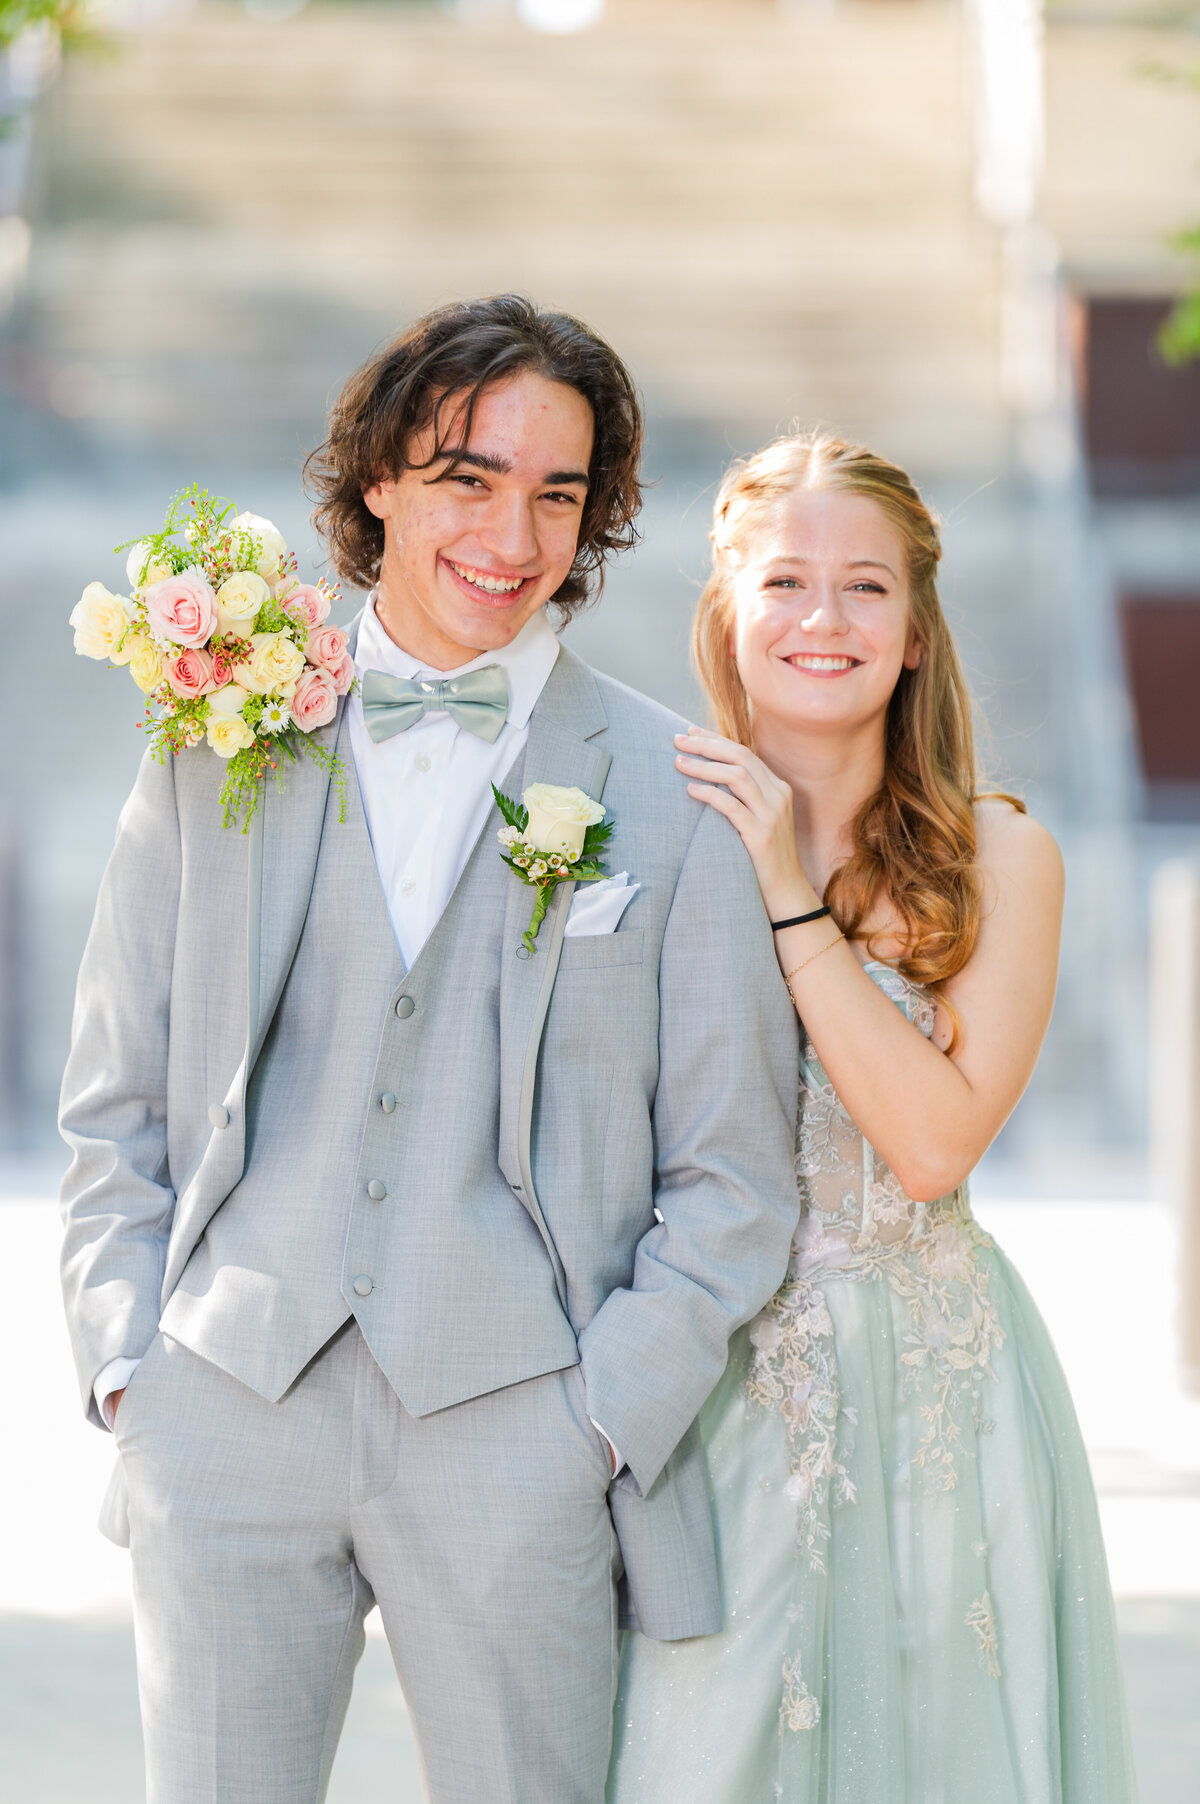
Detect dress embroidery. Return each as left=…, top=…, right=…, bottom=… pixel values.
left=746, top=963, right=1005, bottom=1725
left=966, top=1590, right=1002, bottom=1679
left=779, top=1653, right=821, bottom=1733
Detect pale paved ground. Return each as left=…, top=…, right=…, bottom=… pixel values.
left=4, top=1183, right=1200, bottom=1800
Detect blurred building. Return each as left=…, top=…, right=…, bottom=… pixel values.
left=1, top=0, right=1198, bottom=1175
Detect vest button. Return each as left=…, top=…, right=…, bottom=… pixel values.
left=352, top=1276, right=373, bottom=1298
left=395, top=995, right=415, bottom=1019
left=208, top=1104, right=230, bottom=1130
left=380, top=1093, right=397, bottom=1114
left=367, top=1179, right=387, bottom=1202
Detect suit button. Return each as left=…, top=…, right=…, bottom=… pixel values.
left=367, top=1179, right=387, bottom=1202
left=208, top=1104, right=230, bottom=1129
left=395, top=996, right=415, bottom=1019
left=380, top=1093, right=397, bottom=1114
left=352, top=1276, right=373, bottom=1298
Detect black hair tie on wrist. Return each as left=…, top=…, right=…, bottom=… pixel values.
left=771, top=905, right=832, bottom=931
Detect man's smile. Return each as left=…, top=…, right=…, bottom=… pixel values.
left=443, top=556, right=537, bottom=602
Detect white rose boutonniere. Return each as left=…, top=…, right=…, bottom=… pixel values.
left=494, top=782, right=613, bottom=954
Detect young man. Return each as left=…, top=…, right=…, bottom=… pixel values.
left=60, top=294, right=799, bottom=1804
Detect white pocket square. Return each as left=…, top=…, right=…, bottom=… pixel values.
left=564, top=872, right=640, bottom=937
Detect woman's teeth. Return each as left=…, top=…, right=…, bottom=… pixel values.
left=447, top=561, right=526, bottom=594
left=790, top=654, right=856, bottom=671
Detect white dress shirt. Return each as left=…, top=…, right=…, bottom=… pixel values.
left=348, top=598, right=560, bottom=967
left=96, top=601, right=620, bottom=1471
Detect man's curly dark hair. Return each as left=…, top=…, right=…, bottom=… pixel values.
left=305, top=294, right=644, bottom=617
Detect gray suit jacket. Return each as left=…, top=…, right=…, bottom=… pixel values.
left=60, top=639, right=799, bottom=1636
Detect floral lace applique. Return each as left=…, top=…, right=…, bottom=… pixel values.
left=966, top=1591, right=1002, bottom=1679
left=779, top=1652, right=821, bottom=1733
left=746, top=962, right=1006, bottom=1728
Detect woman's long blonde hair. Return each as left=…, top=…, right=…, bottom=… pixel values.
left=693, top=430, right=1022, bottom=1018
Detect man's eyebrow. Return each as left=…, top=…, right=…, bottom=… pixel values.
left=432, top=450, right=588, bottom=489
left=434, top=448, right=511, bottom=476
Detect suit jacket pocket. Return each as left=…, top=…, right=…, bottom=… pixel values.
left=556, top=929, right=644, bottom=972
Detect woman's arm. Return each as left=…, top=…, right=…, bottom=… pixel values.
left=675, top=732, right=1064, bottom=1202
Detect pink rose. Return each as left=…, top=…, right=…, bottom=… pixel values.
left=305, top=625, right=348, bottom=672
left=328, top=651, right=355, bottom=696
left=290, top=665, right=337, bottom=732
left=210, top=650, right=235, bottom=688
left=282, top=582, right=331, bottom=630
left=165, top=647, right=215, bottom=698
left=143, top=570, right=217, bottom=648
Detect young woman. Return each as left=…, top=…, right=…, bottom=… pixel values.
left=606, top=433, right=1137, bottom=1803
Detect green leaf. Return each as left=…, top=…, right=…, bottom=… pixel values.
left=581, top=817, right=615, bottom=858
left=1159, top=291, right=1200, bottom=367
left=492, top=785, right=529, bottom=832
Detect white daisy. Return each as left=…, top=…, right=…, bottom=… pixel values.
left=260, top=696, right=292, bottom=734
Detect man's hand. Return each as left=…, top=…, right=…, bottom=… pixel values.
left=105, top=1387, right=126, bottom=1429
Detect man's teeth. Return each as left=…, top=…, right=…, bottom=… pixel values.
left=449, top=562, right=525, bottom=594
left=791, top=655, right=855, bottom=671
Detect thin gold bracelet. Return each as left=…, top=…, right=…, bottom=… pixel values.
left=782, top=933, right=843, bottom=1005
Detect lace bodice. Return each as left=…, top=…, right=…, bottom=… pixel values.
left=789, top=959, right=973, bottom=1275
left=746, top=960, right=1002, bottom=1598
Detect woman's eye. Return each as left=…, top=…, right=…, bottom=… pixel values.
left=766, top=577, right=801, bottom=589
left=848, top=580, right=885, bottom=594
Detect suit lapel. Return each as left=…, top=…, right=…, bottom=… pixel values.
left=246, top=705, right=343, bottom=1079
left=246, top=608, right=367, bottom=1074
left=498, top=650, right=611, bottom=1292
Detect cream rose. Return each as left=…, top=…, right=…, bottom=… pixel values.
left=216, top=570, right=270, bottom=637
left=521, top=783, right=606, bottom=862
left=206, top=713, right=257, bottom=760
left=70, top=583, right=133, bottom=662
left=237, top=631, right=306, bottom=695
left=207, top=682, right=250, bottom=719
left=125, top=542, right=174, bottom=591
left=128, top=636, right=165, bottom=694
left=229, top=511, right=287, bottom=581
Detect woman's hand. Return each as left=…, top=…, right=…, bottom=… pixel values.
left=674, top=729, right=820, bottom=921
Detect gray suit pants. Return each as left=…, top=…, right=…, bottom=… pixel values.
left=116, top=1322, right=621, bottom=1804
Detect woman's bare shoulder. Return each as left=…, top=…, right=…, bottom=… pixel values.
left=973, top=797, right=1064, bottom=901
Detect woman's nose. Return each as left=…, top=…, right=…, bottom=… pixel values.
left=799, top=586, right=849, bottom=632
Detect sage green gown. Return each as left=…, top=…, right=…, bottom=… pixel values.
left=607, top=963, right=1138, bottom=1804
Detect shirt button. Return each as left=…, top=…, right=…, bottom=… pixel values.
left=352, top=1276, right=373, bottom=1298
left=399, top=877, right=416, bottom=896
left=367, top=1179, right=387, bottom=1202
left=380, top=1093, right=397, bottom=1114
left=415, top=753, right=432, bottom=773
left=395, top=995, right=415, bottom=1019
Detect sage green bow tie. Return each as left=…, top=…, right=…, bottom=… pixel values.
left=361, top=664, right=511, bottom=746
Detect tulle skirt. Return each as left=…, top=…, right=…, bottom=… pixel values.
left=607, top=1234, right=1138, bottom=1804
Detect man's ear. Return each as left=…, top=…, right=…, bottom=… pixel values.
left=362, top=478, right=394, bottom=522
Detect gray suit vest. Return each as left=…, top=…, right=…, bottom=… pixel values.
left=160, top=735, right=579, bottom=1409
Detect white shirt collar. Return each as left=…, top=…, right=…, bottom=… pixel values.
left=355, top=599, right=560, bottom=732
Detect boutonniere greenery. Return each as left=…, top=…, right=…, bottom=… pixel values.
left=493, top=781, right=614, bottom=954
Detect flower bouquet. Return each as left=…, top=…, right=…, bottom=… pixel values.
left=69, top=487, right=355, bottom=827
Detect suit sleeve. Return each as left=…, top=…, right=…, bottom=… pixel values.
left=577, top=804, right=799, bottom=1496
left=59, top=745, right=182, bottom=1426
